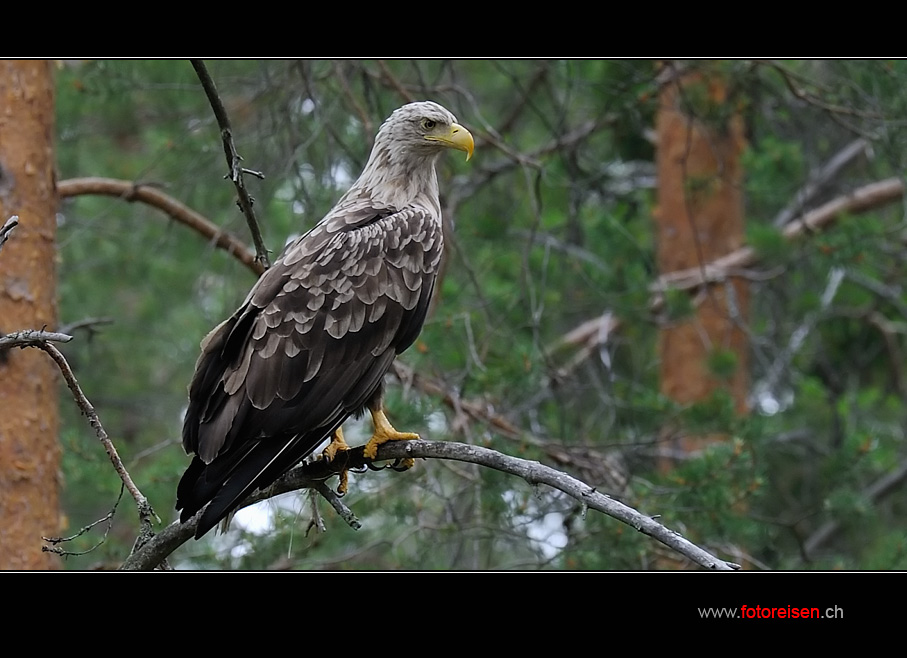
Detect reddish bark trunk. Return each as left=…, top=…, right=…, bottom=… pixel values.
left=654, top=68, right=748, bottom=462
left=0, top=60, right=61, bottom=568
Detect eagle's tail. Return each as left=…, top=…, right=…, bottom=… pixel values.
left=176, top=427, right=336, bottom=539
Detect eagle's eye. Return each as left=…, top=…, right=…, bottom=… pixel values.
left=421, top=118, right=437, bottom=131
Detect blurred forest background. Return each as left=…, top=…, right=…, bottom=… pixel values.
left=5, top=59, right=907, bottom=570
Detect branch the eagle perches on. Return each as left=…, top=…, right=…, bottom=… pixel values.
left=120, top=439, right=740, bottom=570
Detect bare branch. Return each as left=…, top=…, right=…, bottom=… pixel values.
left=376, top=60, right=415, bottom=104
left=497, top=64, right=549, bottom=135
left=44, top=341, right=158, bottom=536
left=450, top=118, right=606, bottom=209
left=392, top=361, right=522, bottom=440
left=8, top=334, right=160, bottom=552
left=57, top=317, right=114, bottom=338
left=752, top=267, right=846, bottom=408
left=57, top=177, right=263, bottom=276
left=772, top=138, right=870, bottom=228
left=0, top=329, right=73, bottom=350
left=0, top=215, right=18, bottom=256
left=43, top=485, right=124, bottom=557
left=121, top=438, right=738, bottom=571
left=764, top=61, right=884, bottom=121
left=651, top=178, right=905, bottom=301
left=190, top=59, right=271, bottom=269
left=333, top=61, right=375, bottom=137
left=310, top=481, right=361, bottom=531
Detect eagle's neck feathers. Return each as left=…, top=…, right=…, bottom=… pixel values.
left=351, top=136, right=442, bottom=216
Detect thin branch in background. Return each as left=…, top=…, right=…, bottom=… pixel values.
left=190, top=59, right=271, bottom=269
left=333, top=61, right=375, bottom=138
left=772, top=138, right=870, bottom=228
left=449, top=118, right=604, bottom=211
left=496, top=64, right=549, bottom=135
left=753, top=266, right=845, bottom=407
left=867, top=310, right=907, bottom=398
left=57, top=177, right=263, bottom=277
left=43, top=484, right=124, bottom=557
left=0, top=215, right=18, bottom=256
left=763, top=61, right=884, bottom=121
left=57, top=317, right=115, bottom=341
left=376, top=60, right=415, bottom=104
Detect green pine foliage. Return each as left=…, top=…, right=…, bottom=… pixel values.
left=46, top=59, right=907, bottom=569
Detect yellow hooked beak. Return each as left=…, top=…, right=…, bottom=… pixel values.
left=429, top=122, right=475, bottom=161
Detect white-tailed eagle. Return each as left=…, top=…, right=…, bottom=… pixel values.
left=177, top=101, right=474, bottom=538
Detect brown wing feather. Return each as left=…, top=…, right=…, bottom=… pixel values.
left=177, top=205, right=442, bottom=537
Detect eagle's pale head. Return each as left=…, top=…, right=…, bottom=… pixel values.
left=355, top=101, right=474, bottom=210
left=379, top=101, right=474, bottom=162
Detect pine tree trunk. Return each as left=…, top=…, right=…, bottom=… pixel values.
left=654, top=66, right=748, bottom=464
left=0, top=61, right=61, bottom=568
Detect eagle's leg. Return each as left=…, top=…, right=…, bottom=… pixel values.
left=321, top=427, right=351, bottom=494
left=363, top=399, right=418, bottom=469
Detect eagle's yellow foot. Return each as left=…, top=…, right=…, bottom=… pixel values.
left=321, top=428, right=350, bottom=494
left=363, top=408, right=418, bottom=469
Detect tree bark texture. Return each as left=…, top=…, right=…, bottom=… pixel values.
left=0, top=61, right=61, bottom=568
left=654, top=69, right=749, bottom=460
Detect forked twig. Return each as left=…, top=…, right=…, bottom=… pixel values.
left=190, top=59, right=270, bottom=268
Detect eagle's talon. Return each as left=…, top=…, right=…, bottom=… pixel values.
left=320, top=428, right=351, bottom=494
left=391, top=457, right=415, bottom=472
left=321, top=428, right=350, bottom=463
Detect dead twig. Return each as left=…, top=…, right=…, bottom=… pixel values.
left=7, top=333, right=160, bottom=554
left=0, top=329, right=73, bottom=350
left=190, top=59, right=270, bottom=269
